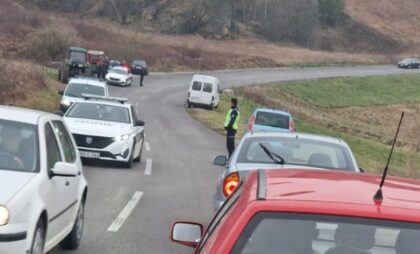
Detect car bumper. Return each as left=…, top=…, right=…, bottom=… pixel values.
left=0, top=224, right=30, bottom=254
left=213, top=196, right=226, bottom=213
left=106, top=79, right=126, bottom=85
left=77, top=139, right=134, bottom=162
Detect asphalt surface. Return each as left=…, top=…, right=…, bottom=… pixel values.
left=50, top=66, right=420, bottom=254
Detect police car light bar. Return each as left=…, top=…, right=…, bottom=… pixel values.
left=81, top=94, right=128, bottom=104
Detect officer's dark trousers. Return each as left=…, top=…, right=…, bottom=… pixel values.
left=226, top=129, right=236, bottom=158
left=140, top=75, right=144, bottom=86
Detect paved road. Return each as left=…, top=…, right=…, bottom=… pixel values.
left=51, top=66, right=420, bottom=254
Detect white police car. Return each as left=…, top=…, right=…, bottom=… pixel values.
left=0, top=106, right=87, bottom=254
left=63, top=95, right=145, bottom=168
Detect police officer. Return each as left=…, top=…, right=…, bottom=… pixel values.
left=224, top=98, right=240, bottom=158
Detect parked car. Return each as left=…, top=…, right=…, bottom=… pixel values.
left=130, top=60, right=148, bottom=76
left=0, top=106, right=87, bottom=254
left=58, top=77, right=109, bottom=112
left=186, top=75, right=221, bottom=110
left=212, top=132, right=361, bottom=211
left=63, top=95, right=145, bottom=168
left=171, top=169, right=420, bottom=253
left=247, top=108, right=294, bottom=133
left=105, top=67, right=132, bottom=87
left=398, top=58, right=420, bottom=69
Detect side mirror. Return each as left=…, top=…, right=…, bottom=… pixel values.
left=135, top=119, right=145, bottom=127
left=359, top=167, right=366, bottom=173
left=171, top=222, right=203, bottom=248
left=50, top=162, right=79, bottom=177
left=58, top=90, right=64, bottom=96
left=213, top=155, right=228, bottom=166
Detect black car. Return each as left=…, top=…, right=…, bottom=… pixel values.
left=130, top=60, right=149, bottom=76
left=398, top=58, right=420, bottom=69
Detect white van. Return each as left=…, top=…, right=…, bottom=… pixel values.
left=186, top=75, right=220, bottom=109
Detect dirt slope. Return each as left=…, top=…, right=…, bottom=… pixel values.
left=346, top=0, right=420, bottom=44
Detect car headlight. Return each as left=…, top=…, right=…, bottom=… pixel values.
left=114, top=134, right=130, bottom=142
left=0, top=206, right=9, bottom=226
left=61, top=99, right=71, bottom=107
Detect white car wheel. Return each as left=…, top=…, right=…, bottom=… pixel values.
left=60, top=201, right=84, bottom=249
left=31, top=220, right=45, bottom=254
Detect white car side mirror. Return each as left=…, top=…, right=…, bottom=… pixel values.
left=50, top=162, right=79, bottom=177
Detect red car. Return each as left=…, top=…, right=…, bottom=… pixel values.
left=171, top=169, right=420, bottom=253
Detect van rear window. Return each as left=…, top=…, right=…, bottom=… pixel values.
left=203, top=83, right=212, bottom=93
left=192, top=81, right=202, bottom=91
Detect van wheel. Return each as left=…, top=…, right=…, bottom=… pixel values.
left=208, top=103, right=214, bottom=110
left=186, top=101, right=192, bottom=108
left=31, top=219, right=45, bottom=254
left=60, top=200, right=84, bottom=250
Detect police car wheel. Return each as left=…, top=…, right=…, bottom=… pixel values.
left=133, top=140, right=143, bottom=163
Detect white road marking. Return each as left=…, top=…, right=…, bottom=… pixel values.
left=145, top=142, right=151, bottom=152
left=107, top=191, right=144, bottom=232
left=140, top=95, right=148, bottom=100
left=144, top=159, right=152, bottom=175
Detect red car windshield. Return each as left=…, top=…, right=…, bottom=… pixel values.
left=231, top=212, right=420, bottom=254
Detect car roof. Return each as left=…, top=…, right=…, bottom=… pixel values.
left=0, top=105, right=49, bottom=125
left=243, top=131, right=344, bottom=145
left=72, top=99, right=131, bottom=108
left=68, top=78, right=107, bottom=87
left=254, top=108, right=291, bottom=116
left=245, top=169, right=420, bottom=219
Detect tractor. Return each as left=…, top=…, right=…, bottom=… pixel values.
left=58, top=47, right=90, bottom=83
left=87, top=50, right=105, bottom=78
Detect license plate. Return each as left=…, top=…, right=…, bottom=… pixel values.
left=79, top=151, right=100, bottom=158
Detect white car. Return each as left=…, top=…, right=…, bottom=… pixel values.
left=59, top=77, right=109, bottom=112
left=105, top=67, right=132, bottom=86
left=63, top=95, right=145, bottom=168
left=186, top=75, right=221, bottom=109
left=0, top=106, right=87, bottom=254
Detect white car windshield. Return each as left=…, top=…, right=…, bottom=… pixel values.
left=237, top=136, right=355, bottom=170
left=65, top=83, right=105, bottom=98
left=111, top=68, right=127, bottom=75
left=66, top=103, right=131, bottom=124
left=231, top=212, right=420, bottom=254
left=0, top=120, right=38, bottom=172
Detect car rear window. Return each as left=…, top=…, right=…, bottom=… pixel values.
left=192, top=81, right=202, bottom=91
left=65, top=83, right=105, bottom=98
left=203, top=83, right=213, bottom=93
left=255, top=111, right=290, bottom=129
left=231, top=212, right=420, bottom=254
left=237, top=136, right=355, bottom=171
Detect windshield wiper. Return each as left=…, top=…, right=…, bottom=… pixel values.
left=259, top=143, right=285, bottom=165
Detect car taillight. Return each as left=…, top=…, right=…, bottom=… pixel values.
left=223, top=172, right=240, bottom=198
left=248, top=115, right=256, bottom=132
left=211, top=95, right=215, bottom=102
left=289, top=120, right=295, bottom=132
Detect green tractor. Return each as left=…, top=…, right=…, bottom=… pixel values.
left=58, top=47, right=91, bottom=83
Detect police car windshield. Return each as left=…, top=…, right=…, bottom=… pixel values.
left=65, top=83, right=105, bottom=98
left=67, top=103, right=131, bottom=124
left=0, top=120, right=39, bottom=173
left=111, top=68, right=127, bottom=75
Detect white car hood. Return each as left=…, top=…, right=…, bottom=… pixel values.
left=64, top=117, right=133, bottom=137
left=106, top=73, right=128, bottom=81
left=0, top=170, right=36, bottom=205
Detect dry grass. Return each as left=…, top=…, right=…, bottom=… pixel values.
left=0, top=60, right=47, bottom=104
left=346, top=0, right=420, bottom=44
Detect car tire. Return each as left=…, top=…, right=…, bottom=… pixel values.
left=209, top=103, right=214, bottom=110
left=133, top=139, right=144, bottom=163
left=122, top=142, right=134, bottom=168
left=60, top=200, right=85, bottom=250
left=30, top=219, right=45, bottom=254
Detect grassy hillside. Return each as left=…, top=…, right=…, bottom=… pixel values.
left=189, top=75, right=420, bottom=178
